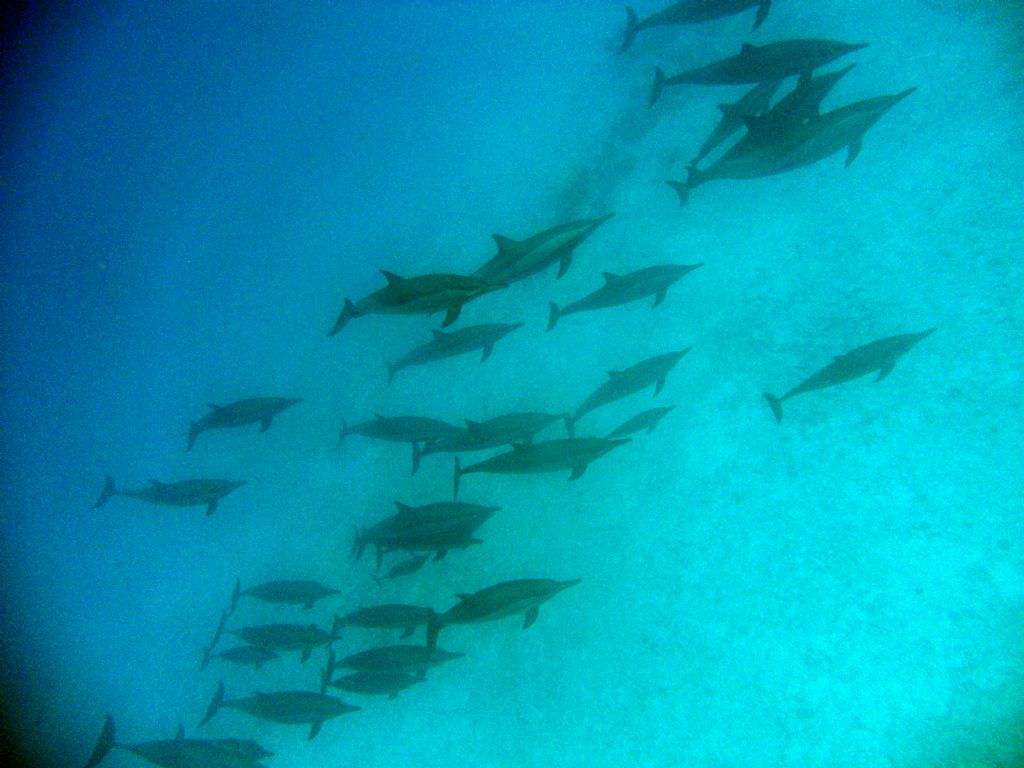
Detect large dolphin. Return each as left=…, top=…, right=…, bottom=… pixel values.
left=692, top=79, right=781, bottom=165
left=231, top=578, right=340, bottom=611
left=763, top=328, right=935, bottom=423
left=650, top=39, right=867, bottom=105
left=667, top=87, right=917, bottom=205
left=548, top=264, right=703, bottom=330
left=84, top=716, right=273, bottom=768
left=452, top=437, right=631, bottom=498
left=620, top=0, right=772, bottom=53
left=328, top=271, right=505, bottom=335
left=200, top=682, right=358, bottom=740
left=91, top=477, right=246, bottom=517
left=571, top=348, right=691, bottom=429
left=386, top=322, right=524, bottom=383
left=472, top=213, right=615, bottom=285
left=426, top=578, right=581, bottom=650
left=187, top=397, right=303, bottom=451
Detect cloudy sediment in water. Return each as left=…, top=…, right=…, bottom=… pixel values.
left=1, top=2, right=1022, bottom=766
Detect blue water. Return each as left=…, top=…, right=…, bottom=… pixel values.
left=2, top=1, right=1022, bottom=766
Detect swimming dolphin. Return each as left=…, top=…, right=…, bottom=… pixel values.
left=426, top=578, right=581, bottom=650
left=692, top=79, right=781, bottom=165
left=200, top=682, right=358, bottom=740
left=227, top=618, right=342, bottom=662
left=328, top=271, right=506, bottom=335
left=201, top=645, right=280, bottom=672
left=187, top=397, right=303, bottom=451
left=548, top=264, right=703, bottom=330
left=231, top=578, right=341, bottom=611
left=386, top=322, right=524, bottom=383
left=472, top=213, right=615, bottom=285
left=91, top=477, right=246, bottom=517
left=329, top=671, right=425, bottom=700
left=763, top=328, right=935, bottom=423
left=650, top=39, right=867, bottom=105
left=352, top=501, right=498, bottom=567
left=372, top=553, right=430, bottom=586
left=335, top=604, right=435, bottom=639
left=606, top=405, right=677, bottom=439
left=337, top=644, right=465, bottom=676
left=620, top=0, right=772, bottom=53
left=453, top=437, right=631, bottom=499
left=571, top=348, right=690, bottom=429
left=667, top=87, right=916, bottom=205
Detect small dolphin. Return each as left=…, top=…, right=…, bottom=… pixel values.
left=201, top=645, right=280, bottom=672
left=328, top=271, right=505, bottom=336
left=231, top=578, right=341, bottom=611
left=386, top=322, right=524, bottom=383
left=621, top=0, right=772, bottom=53
left=571, top=348, right=690, bottom=428
left=426, top=578, right=581, bottom=650
left=338, top=644, right=465, bottom=676
left=335, top=604, right=435, bottom=639
left=606, top=405, right=676, bottom=439
left=763, top=328, right=935, bottom=423
left=187, top=397, right=303, bottom=451
left=228, top=618, right=341, bottom=662
left=692, top=79, right=781, bottom=165
left=329, top=671, right=424, bottom=700
left=453, top=437, right=631, bottom=499
left=548, top=264, right=702, bottom=330
left=91, top=477, right=246, bottom=517
left=200, top=682, right=358, bottom=741
left=472, top=213, right=615, bottom=285
left=373, top=553, right=430, bottom=586
left=650, top=39, right=867, bottom=106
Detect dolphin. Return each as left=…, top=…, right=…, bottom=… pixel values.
left=90, top=477, right=246, bottom=516
left=692, top=79, right=781, bottom=165
left=667, top=87, right=916, bottom=205
left=84, top=716, right=273, bottom=768
left=606, top=405, right=676, bottom=439
left=200, top=682, right=358, bottom=740
left=335, top=604, right=435, bottom=639
left=452, top=437, right=631, bottom=498
left=472, top=213, right=615, bottom=285
left=386, top=322, right=524, bottom=383
left=187, top=397, right=303, bottom=451
left=231, top=578, right=341, bottom=611
left=338, top=644, right=465, bottom=676
left=372, top=553, right=430, bottom=586
left=571, top=349, right=690, bottom=428
left=426, top=578, right=581, bottom=650
left=621, top=0, right=772, bottom=53
left=414, top=411, right=573, bottom=471
left=201, top=645, right=280, bottom=672
left=337, top=414, right=462, bottom=447
left=329, top=671, right=424, bottom=700
left=328, top=271, right=506, bottom=335
left=650, top=39, right=868, bottom=106
left=548, top=264, right=703, bottom=330
left=763, top=328, right=935, bottom=423
left=227, top=618, right=341, bottom=662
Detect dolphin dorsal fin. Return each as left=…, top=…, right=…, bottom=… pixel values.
left=431, top=329, right=448, bottom=340
left=456, top=593, right=472, bottom=601
left=464, top=419, right=482, bottom=432
left=380, top=270, right=405, bottom=285
left=740, top=43, right=757, bottom=56
left=510, top=442, right=527, bottom=451
left=394, top=501, right=413, bottom=514
left=601, top=272, right=623, bottom=285
left=207, top=403, right=224, bottom=412
left=718, top=103, right=735, bottom=116
left=492, top=234, right=520, bottom=253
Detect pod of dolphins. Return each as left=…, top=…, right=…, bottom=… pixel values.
left=83, top=3, right=936, bottom=766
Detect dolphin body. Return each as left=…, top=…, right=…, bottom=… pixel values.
left=763, top=328, right=935, bottom=423
left=231, top=579, right=341, bottom=611
left=187, top=397, right=303, bottom=451
left=472, top=213, right=615, bottom=285
left=91, top=477, right=246, bottom=517
left=201, top=645, right=280, bottom=672
left=692, top=79, right=781, bottom=165
left=426, top=578, right=581, bottom=650
left=329, top=671, right=424, bottom=700
left=200, top=682, right=358, bottom=740
left=337, top=644, right=464, bottom=676
left=386, top=322, right=524, bottom=383
left=83, top=716, right=273, bottom=768
left=548, top=264, right=703, bottom=330
left=651, top=39, right=867, bottom=106
left=452, top=437, right=631, bottom=498
left=572, top=348, right=691, bottom=428
left=335, top=604, right=435, bottom=639
left=606, top=405, right=676, bottom=439
left=621, top=0, right=772, bottom=53
left=372, top=553, right=430, bottom=586
left=328, top=271, right=505, bottom=335
left=668, top=87, right=917, bottom=205
left=227, top=619, right=341, bottom=662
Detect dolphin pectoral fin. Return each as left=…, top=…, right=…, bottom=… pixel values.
left=845, top=138, right=863, bottom=167
left=206, top=500, right=218, bottom=517
left=400, top=625, right=415, bottom=639
left=442, top=304, right=462, bottom=327
left=259, top=415, right=273, bottom=432
left=753, top=0, right=771, bottom=31
left=653, top=288, right=667, bottom=308
left=568, top=465, right=587, bottom=481
left=434, top=549, right=448, bottom=561
left=307, top=721, right=323, bottom=741
left=876, top=360, right=896, bottom=381
left=654, top=376, right=666, bottom=396
left=619, top=7, right=639, bottom=54
left=523, top=606, right=539, bottom=629
left=375, top=544, right=384, bottom=572
left=481, top=345, right=493, bottom=362
left=411, top=442, right=422, bottom=476
left=557, top=253, right=573, bottom=278
left=763, top=393, right=783, bottom=424
left=200, top=682, right=225, bottom=727
left=650, top=66, right=666, bottom=108
left=187, top=422, right=201, bottom=451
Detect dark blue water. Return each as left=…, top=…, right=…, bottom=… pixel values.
left=2, top=2, right=1022, bottom=766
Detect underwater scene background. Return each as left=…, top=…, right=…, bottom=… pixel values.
left=1, top=1, right=1022, bottom=766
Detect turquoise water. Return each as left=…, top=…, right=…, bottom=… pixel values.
left=2, top=2, right=1022, bottom=766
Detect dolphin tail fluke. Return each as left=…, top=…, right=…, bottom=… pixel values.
left=619, top=7, right=639, bottom=53
left=351, top=526, right=367, bottom=563
left=327, top=298, right=356, bottom=337
left=320, top=648, right=337, bottom=694
left=547, top=302, right=560, bottom=331
left=91, top=476, right=117, bottom=510
left=666, top=178, right=689, bottom=207
left=453, top=457, right=463, bottom=500
left=763, top=393, right=783, bottom=424
left=200, top=645, right=212, bottom=672
left=187, top=422, right=201, bottom=452
left=386, top=361, right=397, bottom=385
left=561, top=412, right=574, bottom=438
left=337, top=418, right=348, bottom=448
left=426, top=610, right=442, bottom=653
left=650, top=66, right=666, bottom=108
left=83, top=715, right=116, bottom=768
left=200, top=682, right=225, bottom=727
left=230, top=578, right=241, bottom=614
left=411, top=442, right=422, bottom=476
left=753, top=0, right=771, bottom=31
